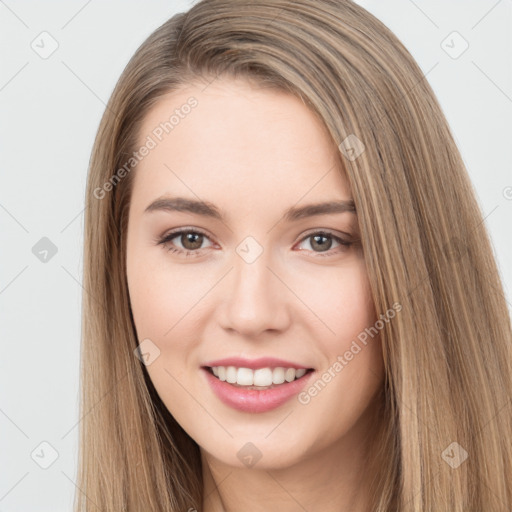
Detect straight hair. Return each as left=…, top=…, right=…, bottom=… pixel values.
left=77, top=0, right=512, bottom=509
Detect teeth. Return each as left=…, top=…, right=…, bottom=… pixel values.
left=210, top=366, right=308, bottom=386
left=238, top=367, right=257, bottom=385
left=226, top=366, right=237, bottom=383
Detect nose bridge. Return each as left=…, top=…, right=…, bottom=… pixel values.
left=220, top=238, right=289, bottom=335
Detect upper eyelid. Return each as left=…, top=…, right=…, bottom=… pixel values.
left=162, top=227, right=214, bottom=243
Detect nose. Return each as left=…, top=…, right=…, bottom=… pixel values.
left=218, top=247, right=292, bottom=337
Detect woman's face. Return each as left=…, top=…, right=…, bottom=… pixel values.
left=126, top=77, right=384, bottom=470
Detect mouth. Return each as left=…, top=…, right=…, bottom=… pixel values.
left=202, top=365, right=315, bottom=390
left=201, top=365, right=316, bottom=413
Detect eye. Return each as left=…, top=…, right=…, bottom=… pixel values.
left=295, top=231, right=353, bottom=257
left=156, top=228, right=355, bottom=259
left=157, top=228, right=214, bottom=257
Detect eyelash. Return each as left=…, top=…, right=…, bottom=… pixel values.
left=156, top=227, right=354, bottom=258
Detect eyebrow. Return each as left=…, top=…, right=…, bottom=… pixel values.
left=144, top=196, right=356, bottom=222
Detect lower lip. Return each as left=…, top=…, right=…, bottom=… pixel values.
left=201, top=367, right=315, bottom=413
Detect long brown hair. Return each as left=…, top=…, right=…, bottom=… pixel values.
left=77, top=0, right=512, bottom=509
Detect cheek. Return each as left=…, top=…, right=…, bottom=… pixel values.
left=307, top=260, right=383, bottom=377
left=127, top=251, right=210, bottom=340
left=126, top=251, right=213, bottom=401
left=305, top=260, right=375, bottom=341
left=290, top=264, right=384, bottom=445
left=126, top=256, right=205, bottom=408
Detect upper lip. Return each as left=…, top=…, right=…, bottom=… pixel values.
left=201, top=357, right=314, bottom=370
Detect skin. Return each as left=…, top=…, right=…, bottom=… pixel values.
left=126, top=77, right=385, bottom=512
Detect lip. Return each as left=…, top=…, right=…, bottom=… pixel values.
left=201, top=356, right=314, bottom=370
left=201, top=367, right=315, bottom=413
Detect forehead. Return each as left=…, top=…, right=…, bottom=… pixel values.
left=130, top=78, right=351, bottom=216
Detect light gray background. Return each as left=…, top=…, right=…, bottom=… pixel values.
left=1, top=1, right=511, bottom=510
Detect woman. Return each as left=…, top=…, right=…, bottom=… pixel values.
left=77, top=0, right=512, bottom=510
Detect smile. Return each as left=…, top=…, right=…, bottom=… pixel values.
left=208, top=365, right=310, bottom=388
left=202, top=366, right=315, bottom=413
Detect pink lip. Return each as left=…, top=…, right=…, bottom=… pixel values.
left=201, top=356, right=314, bottom=370
left=201, top=367, right=315, bottom=413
